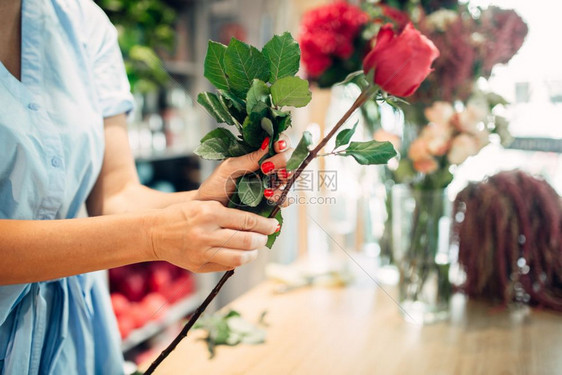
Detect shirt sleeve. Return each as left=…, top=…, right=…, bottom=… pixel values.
left=82, top=1, right=135, bottom=118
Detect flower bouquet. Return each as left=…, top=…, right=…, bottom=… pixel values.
left=299, top=0, right=528, bottom=322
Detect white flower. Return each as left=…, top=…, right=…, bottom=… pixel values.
left=426, top=10, right=459, bottom=31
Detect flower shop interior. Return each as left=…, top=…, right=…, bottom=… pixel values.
left=93, top=0, right=562, bottom=373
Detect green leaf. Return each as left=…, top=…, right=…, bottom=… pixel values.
left=225, top=38, right=270, bottom=98
left=237, top=175, right=264, bottom=207
left=341, top=140, right=397, bottom=165
left=261, top=118, right=274, bottom=136
left=227, top=140, right=253, bottom=157
left=220, top=90, right=246, bottom=113
left=335, top=120, right=359, bottom=149
left=242, top=103, right=269, bottom=147
left=196, top=128, right=251, bottom=159
left=266, top=210, right=283, bottom=249
left=194, top=137, right=230, bottom=160
left=277, top=115, right=292, bottom=134
left=270, top=76, right=312, bottom=108
left=270, top=108, right=290, bottom=118
left=197, top=92, right=237, bottom=125
left=262, top=32, right=300, bottom=82
left=286, top=131, right=312, bottom=170
left=338, top=70, right=365, bottom=86
left=200, top=127, right=237, bottom=143
left=224, top=310, right=241, bottom=319
left=204, top=41, right=230, bottom=90
left=246, top=79, right=270, bottom=113
left=269, top=109, right=291, bottom=134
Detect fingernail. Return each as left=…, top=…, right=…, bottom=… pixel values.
left=277, top=140, right=287, bottom=151
left=261, top=161, right=275, bottom=174
left=260, top=137, right=270, bottom=150
left=264, top=188, right=274, bottom=198
left=278, top=168, right=288, bottom=179
left=275, top=224, right=280, bottom=233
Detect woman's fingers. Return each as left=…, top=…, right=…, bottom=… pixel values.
left=217, top=206, right=278, bottom=235
left=260, top=147, right=294, bottom=175
left=203, top=248, right=259, bottom=269
left=197, top=262, right=235, bottom=273
left=273, top=134, right=291, bottom=154
left=263, top=186, right=292, bottom=207
left=212, top=229, right=268, bottom=250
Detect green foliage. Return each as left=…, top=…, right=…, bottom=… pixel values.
left=266, top=211, right=283, bottom=248
left=238, top=175, right=264, bottom=207
left=197, top=92, right=238, bottom=126
left=270, top=77, right=312, bottom=108
left=204, top=41, right=230, bottom=91
left=246, top=80, right=271, bottom=113
left=97, top=0, right=175, bottom=92
left=340, top=140, right=397, bottom=165
left=262, top=32, right=301, bottom=82
left=335, top=120, right=359, bottom=149
left=194, top=310, right=267, bottom=358
left=286, top=131, right=313, bottom=171
left=194, top=128, right=250, bottom=160
left=224, top=39, right=270, bottom=98
left=196, top=33, right=307, bottom=248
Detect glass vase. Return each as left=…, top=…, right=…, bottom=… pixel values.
left=391, top=184, right=453, bottom=323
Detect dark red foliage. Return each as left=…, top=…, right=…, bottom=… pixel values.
left=479, top=7, right=528, bottom=78
left=453, top=170, right=562, bottom=311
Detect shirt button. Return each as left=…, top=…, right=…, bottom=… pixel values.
left=51, top=157, right=62, bottom=168
left=28, top=103, right=40, bottom=111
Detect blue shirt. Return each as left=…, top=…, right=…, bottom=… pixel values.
left=0, top=0, right=134, bottom=373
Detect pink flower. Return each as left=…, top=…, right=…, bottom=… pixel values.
left=408, top=138, right=432, bottom=161
left=420, top=123, right=451, bottom=156
left=413, top=158, right=439, bottom=174
left=374, top=129, right=401, bottom=151
left=424, top=101, right=454, bottom=127
left=447, top=134, right=479, bottom=165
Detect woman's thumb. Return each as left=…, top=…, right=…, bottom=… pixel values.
left=225, top=147, right=269, bottom=178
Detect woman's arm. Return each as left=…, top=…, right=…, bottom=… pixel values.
left=0, top=213, right=151, bottom=284
left=0, top=114, right=285, bottom=285
left=86, top=114, right=293, bottom=215
left=86, top=114, right=197, bottom=216
left=0, top=199, right=278, bottom=285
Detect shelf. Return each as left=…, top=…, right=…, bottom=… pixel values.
left=121, top=293, right=202, bottom=352
left=507, top=137, right=562, bottom=153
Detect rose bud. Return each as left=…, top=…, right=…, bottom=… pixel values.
left=363, top=23, right=439, bottom=97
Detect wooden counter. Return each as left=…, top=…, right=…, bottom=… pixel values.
left=148, top=281, right=562, bottom=375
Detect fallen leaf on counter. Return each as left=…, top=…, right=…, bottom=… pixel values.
left=193, top=310, right=267, bottom=358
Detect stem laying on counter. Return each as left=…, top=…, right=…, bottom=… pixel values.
left=144, top=86, right=377, bottom=374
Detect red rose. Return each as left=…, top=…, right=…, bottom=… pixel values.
left=300, top=2, right=369, bottom=78
left=363, top=23, right=439, bottom=97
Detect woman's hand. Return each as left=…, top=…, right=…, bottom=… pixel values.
left=196, top=135, right=293, bottom=206
left=146, top=200, right=279, bottom=273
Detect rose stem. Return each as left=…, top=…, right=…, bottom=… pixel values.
left=144, top=85, right=376, bottom=374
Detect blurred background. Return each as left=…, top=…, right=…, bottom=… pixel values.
left=95, top=0, right=562, bottom=368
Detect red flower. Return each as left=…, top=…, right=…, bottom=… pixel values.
left=381, top=4, right=410, bottom=29
left=300, top=2, right=369, bottom=78
left=363, top=23, right=439, bottom=97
